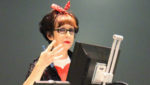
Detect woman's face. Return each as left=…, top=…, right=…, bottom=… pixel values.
left=53, top=24, right=75, bottom=51
left=48, top=15, right=77, bottom=51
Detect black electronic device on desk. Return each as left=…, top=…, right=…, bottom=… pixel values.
left=67, top=42, right=112, bottom=85
left=67, top=34, right=126, bottom=85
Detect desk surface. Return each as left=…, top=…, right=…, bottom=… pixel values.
left=34, top=82, right=128, bottom=85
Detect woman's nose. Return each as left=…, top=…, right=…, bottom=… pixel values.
left=66, top=31, right=71, bottom=36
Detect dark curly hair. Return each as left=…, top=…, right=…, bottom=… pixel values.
left=39, top=10, right=79, bottom=43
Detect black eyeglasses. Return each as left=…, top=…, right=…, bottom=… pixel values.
left=54, top=28, right=76, bottom=35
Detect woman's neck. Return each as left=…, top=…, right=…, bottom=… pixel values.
left=60, top=50, right=69, bottom=60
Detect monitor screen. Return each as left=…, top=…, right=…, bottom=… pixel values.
left=67, top=42, right=112, bottom=85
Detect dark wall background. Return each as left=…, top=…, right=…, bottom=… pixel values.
left=0, top=0, right=150, bottom=85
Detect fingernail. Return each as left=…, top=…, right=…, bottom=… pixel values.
left=53, top=40, right=56, bottom=42
left=54, top=55, right=63, bottom=60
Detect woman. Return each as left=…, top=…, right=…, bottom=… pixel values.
left=23, top=1, right=79, bottom=85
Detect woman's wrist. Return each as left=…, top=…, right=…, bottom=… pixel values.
left=35, top=60, right=47, bottom=70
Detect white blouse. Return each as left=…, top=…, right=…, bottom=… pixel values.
left=53, top=57, right=71, bottom=69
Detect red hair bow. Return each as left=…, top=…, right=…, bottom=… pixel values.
left=51, top=0, right=70, bottom=13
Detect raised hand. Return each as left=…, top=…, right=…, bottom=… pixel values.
left=38, top=40, right=64, bottom=68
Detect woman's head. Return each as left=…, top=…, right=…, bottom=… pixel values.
left=39, top=10, right=79, bottom=50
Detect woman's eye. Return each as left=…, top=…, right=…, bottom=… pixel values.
left=59, top=28, right=66, bottom=32
left=69, top=28, right=74, bottom=32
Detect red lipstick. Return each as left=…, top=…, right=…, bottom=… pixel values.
left=64, top=41, right=71, bottom=44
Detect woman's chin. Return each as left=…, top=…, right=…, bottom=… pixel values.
left=63, top=44, right=72, bottom=50
left=63, top=46, right=71, bottom=51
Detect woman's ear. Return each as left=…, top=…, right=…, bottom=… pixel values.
left=47, top=32, right=54, bottom=41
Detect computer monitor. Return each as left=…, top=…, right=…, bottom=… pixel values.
left=67, top=42, right=115, bottom=85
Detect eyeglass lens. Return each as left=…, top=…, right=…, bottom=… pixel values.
left=55, top=28, right=75, bottom=34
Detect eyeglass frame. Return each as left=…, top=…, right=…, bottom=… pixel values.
left=54, top=28, right=78, bottom=35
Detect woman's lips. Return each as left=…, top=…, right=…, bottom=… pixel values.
left=64, top=41, right=71, bottom=44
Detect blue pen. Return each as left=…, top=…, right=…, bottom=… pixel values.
left=42, top=45, right=46, bottom=51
